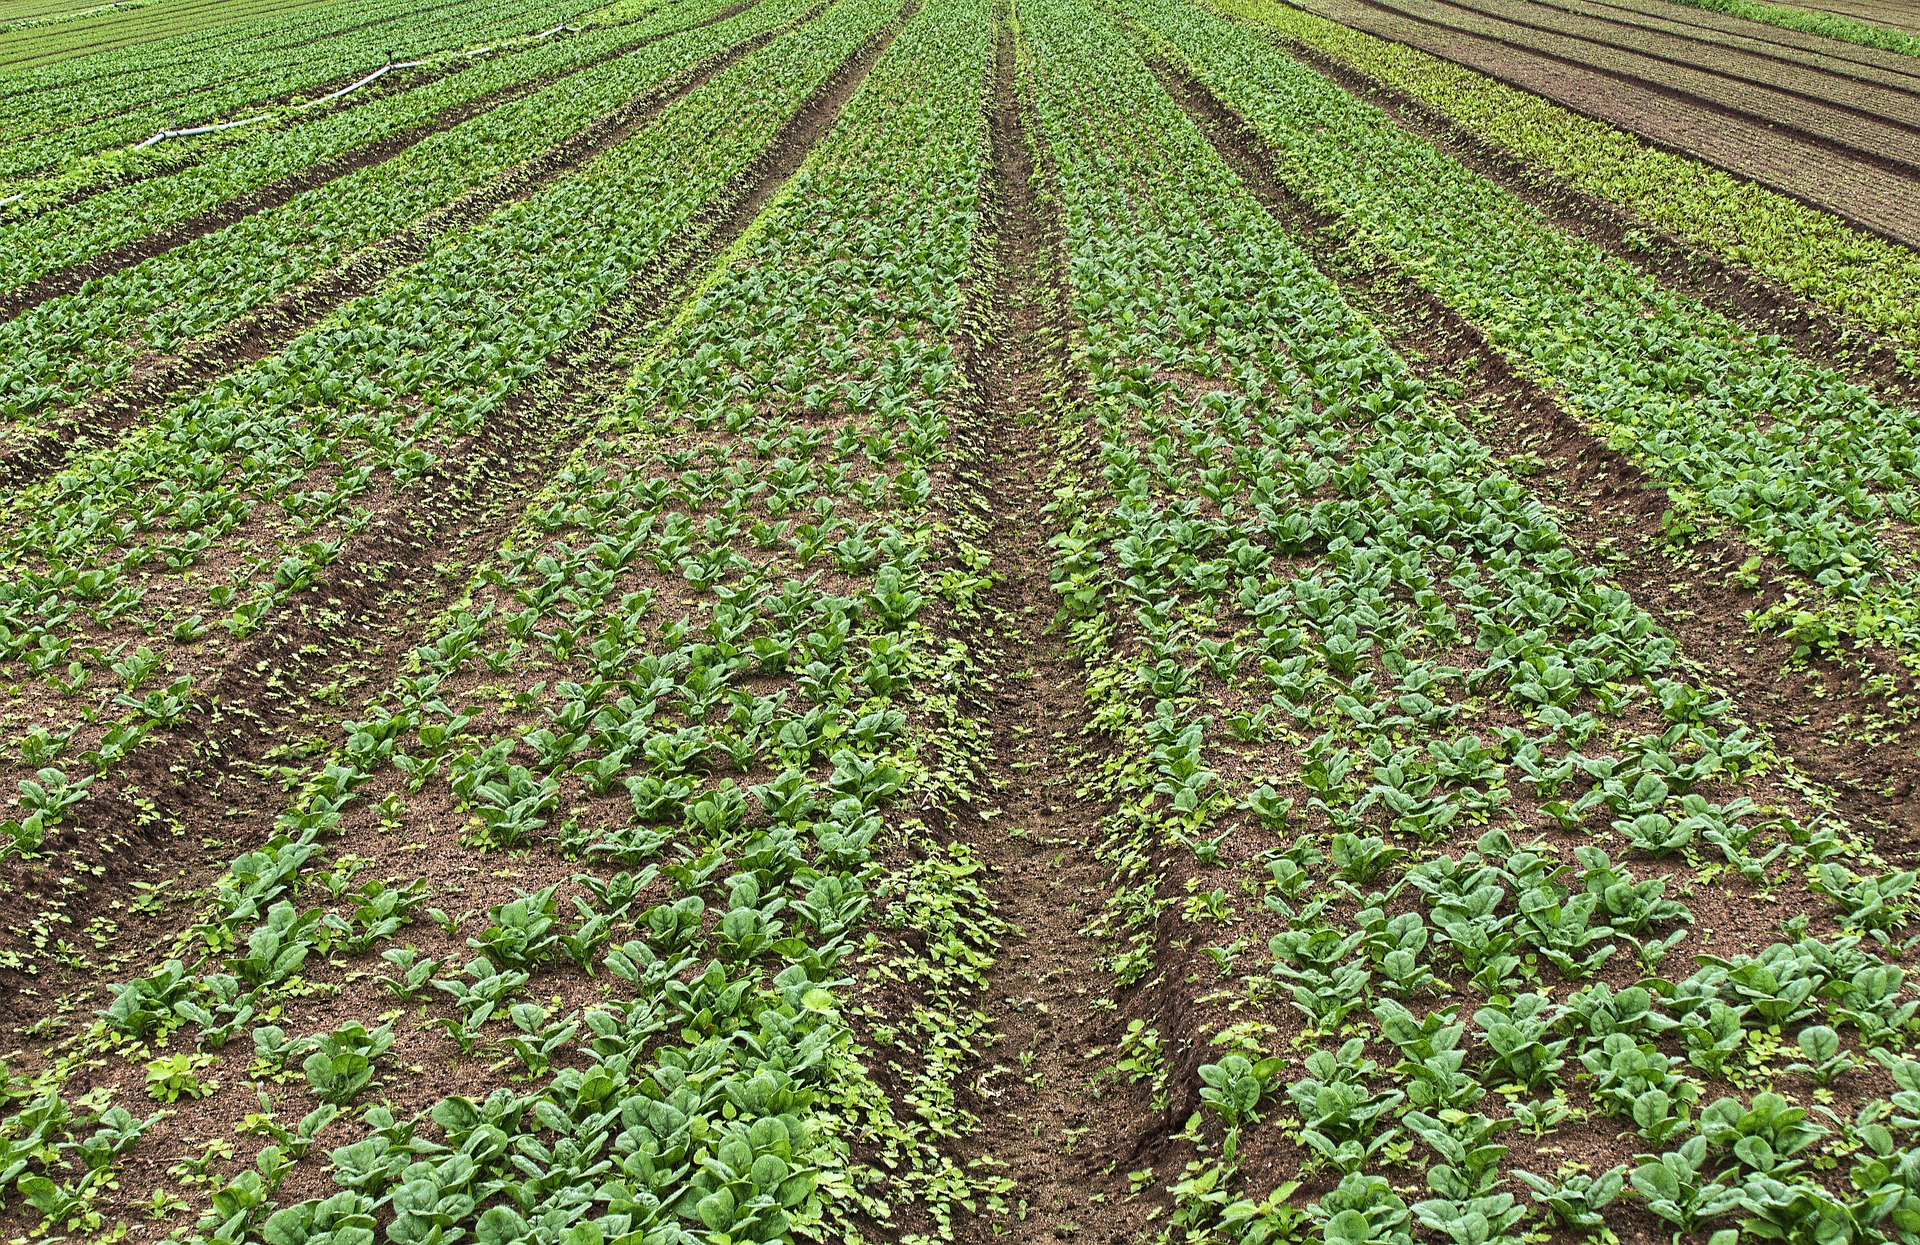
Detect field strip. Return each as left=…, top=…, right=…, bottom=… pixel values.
left=1790, top=0, right=1920, bottom=37
left=1268, top=32, right=1920, bottom=414
left=0, top=0, right=509, bottom=129
left=0, top=0, right=909, bottom=995
left=1342, top=0, right=1920, bottom=168
left=0, top=0, right=1017, bottom=1235
left=1002, top=2, right=1920, bottom=1237
left=1135, top=0, right=1920, bottom=705
left=1285, top=0, right=1920, bottom=248
left=1450, top=0, right=1920, bottom=118
left=1537, top=0, right=1920, bottom=87
left=1574, top=0, right=1920, bottom=73
left=1156, top=55, right=1920, bottom=852
left=0, top=0, right=604, bottom=295
left=0, top=2, right=733, bottom=319
left=0, top=0, right=590, bottom=165
left=1207, top=0, right=1920, bottom=370
left=0, top=0, right=800, bottom=488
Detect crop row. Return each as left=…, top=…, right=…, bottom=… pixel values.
left=0, top=0, right=346, bottom=71
left=1128, top=0, right=1920, bottom=674
left=0, top=0, right=897, bottom=972
left=1444, top=0, right=1920, bottom=128
left=0, top=0, right=788, bottom=429
left=0, top=0, right=624, bottom=293
left=1016, top=0, right=1920, bottom=1239
left=0, top=0, right=593, bottom=181
left=0, top=0, right=582, bottom=134
left=0, top=0, right=1015, bottom=1238
left=1205, top=0, right=1920, bottom=359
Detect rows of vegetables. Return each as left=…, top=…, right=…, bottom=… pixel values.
left=0, top=0, right=592, bottom=181
left=0, top=0, right=896, bottom=974
left=0, top=0, right=635, bottom=290
left=1019, top=0, right=1920, bottom=1238
left=1203, top=0, right=1920, bottom=361
left=3, top=0, right=1920, bottom=1237
left=0, top=0, right=801, bottom=430
left=1121, top=0, right=1920, bottom=679
left=0, top=0, right=1027, bottom=1237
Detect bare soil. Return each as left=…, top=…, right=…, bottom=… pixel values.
left=946, top=24, right=1168, bottom=1243
left=1285, top=0, right=1920, bottom=247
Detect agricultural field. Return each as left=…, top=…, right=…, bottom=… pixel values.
left=2, top=0, right=1920, bottom=1239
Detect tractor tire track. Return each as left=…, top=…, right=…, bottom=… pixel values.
left=946, top=23, right=1162, bottom=1244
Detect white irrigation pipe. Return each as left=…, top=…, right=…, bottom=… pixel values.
left=127, top=22, right=577, bottom=151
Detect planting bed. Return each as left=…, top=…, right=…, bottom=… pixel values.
left=3, top=0, right=1920, bottom=1241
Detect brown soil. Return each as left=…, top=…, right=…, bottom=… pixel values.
left=1792, top=0, right=1920, bottom=36
left=1285, top=0, right=1920, bottom=247
left=0, top=0, right=755, bottom=320
left=943, top=24, right=1166, bottom=1243
left=0, top=0, right=782, bottom=494
left=0, top=0, right=913, bottom=1018
left=1438, top=0, right=1920, bottom=124
left=1543, top=0, right=1920, bottom=86
left=1276, top=35, right=1920, bottom=406
left=1157, top=60, right=1920, bottom=854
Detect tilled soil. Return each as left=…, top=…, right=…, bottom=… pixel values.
left=1285, top=0, right=1920, bottom=247
left=1535, top=0, right=1920, bottom=88
left=947, top=24, right=1163, bottom=1243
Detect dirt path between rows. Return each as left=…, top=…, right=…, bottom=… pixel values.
left=943, top=25, right=1163, bottom=1244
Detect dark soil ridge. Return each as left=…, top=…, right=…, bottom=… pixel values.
left=0, top=0, right=755, bottom=322
left=0, top=0, right=785, bottom=496
left=1272, top=31, right=1920, bottom=411
left=1337, top=0, right=1920, bottom=175
left=0, top=0, right=911, bottom=1023
left=1154, top=59, right=1920, bottom=858
left=1413, top=0, right=1920, bottom=127
left=1286, top=0, right=1920, bottom=250
left=1542, top=0, right=1920, bottom=86
left=943, top=22, right=1163, bottom=1243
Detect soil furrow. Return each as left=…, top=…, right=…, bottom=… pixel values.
left=1336, top=0, right=1920, bottom=168
left=1270, top=33, right=1920, bottom=408
left=0, top=2, right=784, bottom=495
left=1155, top=60, right=1920, bottom=854
left=0, top=0, right=913, bottom=1015
left=948, top=23, right=1160, bottom=1244
left=1286, top=0, right=1920, bottom=251
left=0, top=0, right=752, bottom=321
